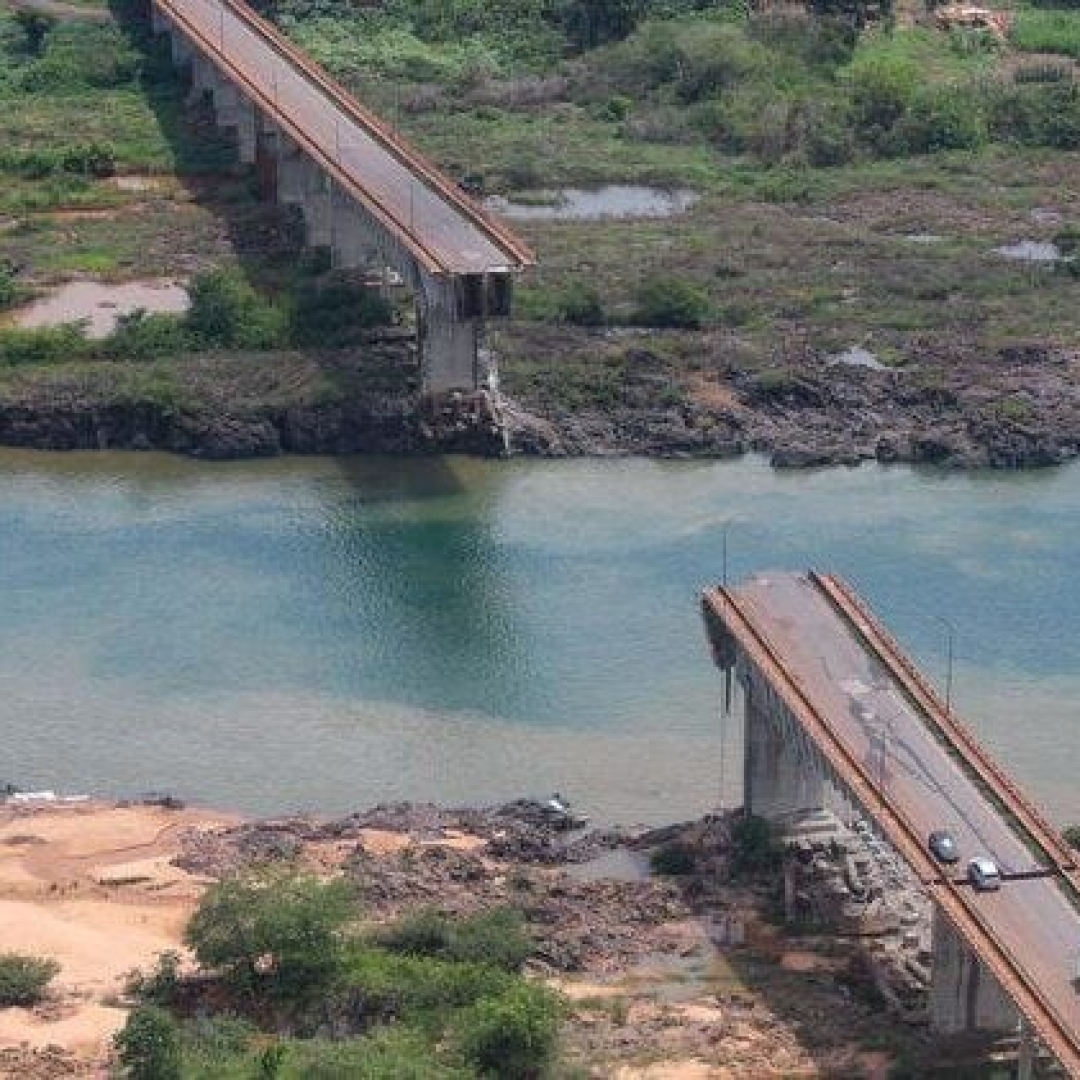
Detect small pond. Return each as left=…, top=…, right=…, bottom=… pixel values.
left=486, top=186, right=700, bottom=221
left=993, top=240, right=1065, bottom=263
left=10, top=279, right=189, bottom=338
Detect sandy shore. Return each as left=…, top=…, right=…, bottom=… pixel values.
left=0, top=799, right=238, bottom=1072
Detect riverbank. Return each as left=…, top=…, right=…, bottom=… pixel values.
left=0, top=795, right=950, bottom=1078
left=0, top=333, right=1073, bottom=469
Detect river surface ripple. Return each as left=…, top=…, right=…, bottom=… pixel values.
left=0, top=451, right=1076, bottom=825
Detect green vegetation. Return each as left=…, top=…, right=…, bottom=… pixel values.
left=118, top=868, right=560, bottom=1078
left=649, top=839, right=698, bottom=875
left=0, top=952, right=60, bottom=1007
left=731, top=814, right=784, bottom=876
left=114, top=1005, right=183, bottom=1080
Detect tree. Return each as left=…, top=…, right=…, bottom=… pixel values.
left=454, top=982, right=560, bottom=1079
left=184, top=868, right=355, bottom=1007
left=114, top=1005, right=182, bottom=1080
left=558, top=0, right=645, bottom=51
left=13, top=11, right=55, bottom=58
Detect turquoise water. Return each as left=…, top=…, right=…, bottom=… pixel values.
left=0, top=450, right=1077, bottom=824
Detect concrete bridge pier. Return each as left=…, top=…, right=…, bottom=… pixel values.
left=743, top=687, right=829, bottom=821
left=929, top=904, right=1018, bottom=1035
left=419, top=274, right=484, bottom=393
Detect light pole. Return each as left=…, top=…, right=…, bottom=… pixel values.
left=720, top=518, right=737, bottom=588
left=930, top=614, right=956, bottom=716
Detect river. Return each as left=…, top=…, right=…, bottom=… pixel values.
left=0, top=450, right=1077, bottom=825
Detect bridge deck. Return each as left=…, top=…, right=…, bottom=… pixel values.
left=707, top=572, right=1080, bottom=1075
left=155, top=0, right=533, bottom=276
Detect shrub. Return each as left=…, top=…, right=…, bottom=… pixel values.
left=453, top=982, right=560, bottom=1079
left=556, top=284, right=606, bottom=326
left=126, top=950, right=181, bottom=1005
left=650, top=840, right=697, bottom=876
left=446, top=908, right=532, bottom=971
left=845, top=53, right=918, bottom=148
left=1063, top=824, right=1080, bottom=850
left=632, top=277, right=709, bottom=329
left=731, top=813, right=784, bottom=875
left=0, top=324, right=89, bottom=366
left=375, top=907, right=452, bottom=958
left=374, top=907, right=532, bottom=972
left=185, top=268, right=285, bottom=350
left=287, top=1027, right=468, bottom=1080
left=0, top=953, right=59, bottom=1007
left=13, top=10, right=54, bottom=57
left=60, top=142, right=116, bottom=179
left=184, top=868, right=355, bottom=1006
left=0, top=267, right=19, bottom=311
left=1012, top=9, right=1080, bottom=60
left=894, top=84, right=988, bottom=153
left=104, top=310, right=189, bottom=361
left=290, top=271, right=395, bottom=346
left=114, top=1005, right=182, bottom=1080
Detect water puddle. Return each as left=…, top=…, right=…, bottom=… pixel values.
left=827, top=346, right=889, bottom=371
left=109, top=175, right=168, bottom=194
left=993, top=239, right=1065, bottom=262
left=486, top=186, right=699, bottom=221
left=9, top=279, right=189, bottom=338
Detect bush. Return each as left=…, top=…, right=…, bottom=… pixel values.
left=114, top=1005, right=182, bottom=1080
left=375, top=907, right=533, bottom=972
left=556, top=284, right=606, bottom=326
left=0, top=324, right=88, bottom=366
left=446, top=908, right=533, bottom=971
left=1012, top=9, right=1080, bottom=60
left=0, top=953, right=59, bottom=1007
left=632, top=276, right=709, bottom=328
left=375, top=907, right=452, bottom=958
left=60, top=142, right=116, bottom=179
left=104, top=310, right=189, bottom=361
left=1063, top=824, right=1080, bottom=850
left=0, top=267, right=19, bottom=311
left=893, top=84, right=987, bottom=153
left=845, top=52, right=918, bottom=148
left=290, top=271, right=395, bottom=346
left=184, top=868, right=355, bottom=1007
left=185, top=268, right=285, bottom=350
left=731, top=813, right=783, bottom=875
left=126, top=950, right=182, bottom=1006
left=650, top=840, right=697, bottom=876
left=453, top=982, right=560, bottom=1079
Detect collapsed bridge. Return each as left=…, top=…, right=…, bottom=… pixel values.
left=704, top=571, right=1080, bottom=1078
left=143, top=0, right=534, bottom=395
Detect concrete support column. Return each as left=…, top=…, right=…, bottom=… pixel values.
left=332, top=196, right=383, bottom=274
left=188, top=54, right=215, bottom=105
left=929, top=905, right=1018, bottom=1035
left=423, top=317, right=481, bottom=393
left=1018, top=1019, right=1036, bottom=1080
left=276, top=142, right=307, bottom=208
left=743, top=693, right=827, bottom=820
left=170, top=32, right=194, bottom=69
left=234, top=99, right=258, bottom=166
left=299, top=161, right=334, bottom=249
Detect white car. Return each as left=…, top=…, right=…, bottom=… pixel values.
left=967, top=856, right=1002, bottom=892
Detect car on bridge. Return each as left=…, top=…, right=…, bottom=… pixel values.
left=928, top=829, right=959, bottom=864
left=967, top=855, right=1002, bottom=891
